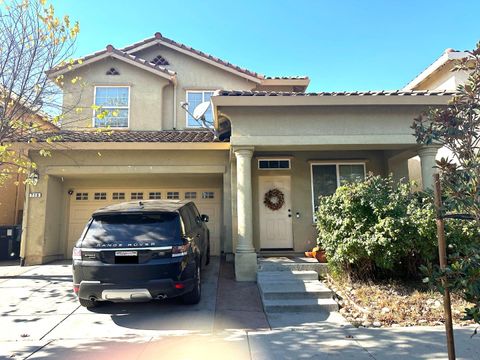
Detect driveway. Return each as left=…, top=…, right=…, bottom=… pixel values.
left=0, top=259, right=479, bottom=360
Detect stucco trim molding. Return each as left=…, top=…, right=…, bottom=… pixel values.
left=45, top=165, right=226, bottom=176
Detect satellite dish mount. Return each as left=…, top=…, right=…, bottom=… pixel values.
left=180, top=100, right=218, bottom=139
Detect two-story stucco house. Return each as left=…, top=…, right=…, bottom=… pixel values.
left=18, top=33, right=461, bottom=281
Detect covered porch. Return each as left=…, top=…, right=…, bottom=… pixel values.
left=211, top=89, right=451, bottom=281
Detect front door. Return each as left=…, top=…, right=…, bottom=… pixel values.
left=259, top=176, right=293, bottom=249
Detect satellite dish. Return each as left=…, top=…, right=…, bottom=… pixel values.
left=192, top=101, right=211, bottom=120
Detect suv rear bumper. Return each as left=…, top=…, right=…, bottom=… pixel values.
left=77, top=278, right=195, bottom=302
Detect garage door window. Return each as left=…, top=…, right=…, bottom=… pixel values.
left=131, top=192, right=144, bottom=200
left=167, top=192, right=179, bottom=200
left=149, top=192, right=162, bottom=200
left=94, top=192, right=107, bottom=200
left=76, top=192, right=88, bottom=201
left=185, top=192, right=197, bottom=199
left=202, top=191, right=214, bottom=199
left=113, top=192, right=125, bottom=200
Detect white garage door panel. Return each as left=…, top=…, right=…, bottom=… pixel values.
left=66, top=188, right=221, bottom=258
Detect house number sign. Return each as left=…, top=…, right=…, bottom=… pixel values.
left=29, top=192, right=42, bottom=198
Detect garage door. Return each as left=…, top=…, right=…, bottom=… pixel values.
left=66, top=187, right=222, bottom=258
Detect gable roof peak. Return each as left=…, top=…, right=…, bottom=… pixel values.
left=106, top=44, right=114, bottom=52
left=154, top=32, right=162, bottom=39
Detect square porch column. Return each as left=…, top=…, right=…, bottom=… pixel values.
left=234, top=147, right=257, bottom=281
left=417, top=145, right=441, bottom=190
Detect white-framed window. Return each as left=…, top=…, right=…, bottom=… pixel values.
left=93, top=86, right=130, bottom=128
left=186, top=90, right=214, bottom=127
left=310, top=162, right=366, bottom=217
left=258, top=159, right=291, bottom=170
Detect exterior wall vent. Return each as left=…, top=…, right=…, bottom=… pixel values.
left=106, top=68, right=120, bottom=75
left=151, top=55, right=169, bottom=66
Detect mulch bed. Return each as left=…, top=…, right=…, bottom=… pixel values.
left=327, top=276, right=476, bottom=328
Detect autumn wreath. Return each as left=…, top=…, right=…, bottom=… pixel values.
left=263, top=188, right=285, bottom=211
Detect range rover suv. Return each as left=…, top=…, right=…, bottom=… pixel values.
left=72, top=200, right=210, bottom=308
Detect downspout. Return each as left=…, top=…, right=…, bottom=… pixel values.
left=173, top=81, right=177, bottom=129
left=19, top=150, right=30, bottom=266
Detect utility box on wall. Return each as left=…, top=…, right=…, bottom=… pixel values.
left=0, top=226, right=21, bottom=261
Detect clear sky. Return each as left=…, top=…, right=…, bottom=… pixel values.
left=51, top=0, right=480, bottom=92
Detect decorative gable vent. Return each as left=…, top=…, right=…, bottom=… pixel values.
left=151, top=55, right=169, bottom=66
left=106, top=67, right=120, bottom=75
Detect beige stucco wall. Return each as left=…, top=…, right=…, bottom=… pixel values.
left=0, top=171, right=25, bottom=226
left=249, top=150, right=387, bottom=252
left=62, top=58, right=170, bottom=130
left=21, top=149, right=230, bottom=264
left=132, top=45, right=257, bottom=130
left=61, top=46, right=257, bottom=131
left=223, top=105, right=431, bottom=147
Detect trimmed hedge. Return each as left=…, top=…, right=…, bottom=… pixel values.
left=315, top=175, right=474, bottom=279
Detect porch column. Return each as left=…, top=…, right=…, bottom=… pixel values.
left=234, top=147, right=257, bottom=281
left=417, top=145, right=441, bottom=190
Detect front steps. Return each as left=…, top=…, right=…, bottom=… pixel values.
left=258, top=256, right=329, bottom=276
left=257, top=257, right=338, bottom=314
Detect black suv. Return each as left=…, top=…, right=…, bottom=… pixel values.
left=72, top=200, right=210, bottom=308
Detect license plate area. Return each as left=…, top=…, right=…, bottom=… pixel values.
left=115, top=251, right=138, bottom=264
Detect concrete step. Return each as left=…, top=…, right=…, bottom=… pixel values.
left=258, top=258, right=328, bottom=276
left=262, top=298, right=339, bottom=313
left=257, top=270, right=319, bottom=281
left=259, top=281, right=334, bottom=300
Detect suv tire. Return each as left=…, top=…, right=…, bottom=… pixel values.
left=206, top=244, right=211, bottom=266
left=181, top=262, right=201, bottom=305
left=79, top=298, right=98, bottom=308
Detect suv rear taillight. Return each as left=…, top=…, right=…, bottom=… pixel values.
left=72, top=247, right=82, bottom=260
left=172, top=243, right=190, bottom=257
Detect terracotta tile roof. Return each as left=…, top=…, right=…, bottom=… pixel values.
left=264, top=76, right=309, bottom=80
left=121, top=32, right=264, bottom=80
left=47, top=46, right=176, bottom=77
left=22, top=130, right=216, bottom=143
left=215, top=90, right=457, bottom=97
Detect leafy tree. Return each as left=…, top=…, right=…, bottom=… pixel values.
left=0, top=0, right=79, bottom=185
left=412, top=42, right=480, bottom=324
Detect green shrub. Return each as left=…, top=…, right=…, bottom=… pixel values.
left=315, top=174, right=474, bottom=280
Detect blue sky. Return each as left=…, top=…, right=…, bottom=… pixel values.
left=51, top=0, right=480, bottom=92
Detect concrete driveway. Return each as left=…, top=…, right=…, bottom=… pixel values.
left=0, top=258, right=479, bottom=360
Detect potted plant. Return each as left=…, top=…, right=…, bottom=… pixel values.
left=305, top=246, right=327, bottom=263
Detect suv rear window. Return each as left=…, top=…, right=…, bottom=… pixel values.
left=83, top=213, right=181, bottom=246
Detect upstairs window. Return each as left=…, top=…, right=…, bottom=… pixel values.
left=186, top=90, right=214, bottom=127
left=94, top=86, right=129, bottom=128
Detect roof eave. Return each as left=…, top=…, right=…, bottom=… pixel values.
left=403, top=51, right=469, bottom=90
left=212, top=94, right=454, bottom=107
left=124, top=38, right=264, bottom=84
left=47, top=51, right=175, bottom=82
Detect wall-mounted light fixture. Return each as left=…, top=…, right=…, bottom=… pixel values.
left=28, top=170, right=40, bottom=186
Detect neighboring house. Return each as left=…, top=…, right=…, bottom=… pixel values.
left=17, top=32, right=456, bottom=281
left=404, top=48, right=471, bottom=188
left=0, top=109, right=57, bottom=227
